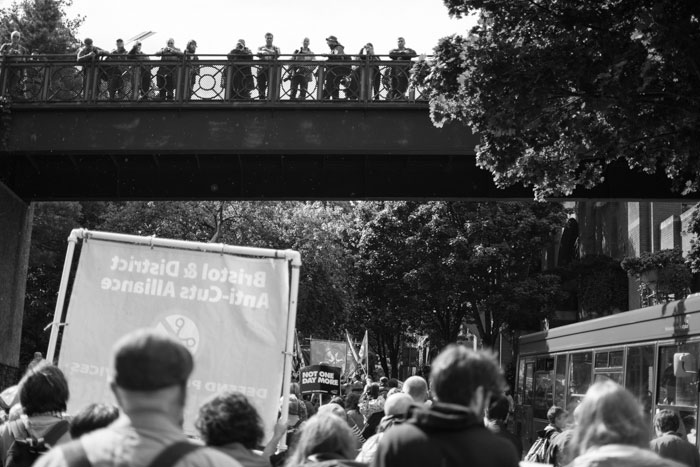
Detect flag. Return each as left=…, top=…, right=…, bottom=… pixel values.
left=345, top=330, right=360, bottom=378
left=358, top=330, right=368, bottom=373
left=293, top=331, right=306, bottom=372
left=345, top=330, right=361, bottom=363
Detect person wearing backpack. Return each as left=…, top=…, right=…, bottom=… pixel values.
left=34, top=328, right=243, bottom=467
left=0, top=362, right=72, bottom=467
left=524, top=405, right=567, bottom=464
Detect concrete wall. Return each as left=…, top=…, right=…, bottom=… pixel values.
left=0, top=182, right=33, bottom=388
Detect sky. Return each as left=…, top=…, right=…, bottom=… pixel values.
left=8, top=0, right=477, bottom=55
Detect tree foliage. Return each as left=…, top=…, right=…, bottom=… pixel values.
left=417, top=0, right=700, bottom=199
left=0, top=0, right=83, bottom=53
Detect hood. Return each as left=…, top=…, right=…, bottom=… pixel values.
left=405, top=402, right=483, bottom=433
left=536, top=424, right=559, bottom=439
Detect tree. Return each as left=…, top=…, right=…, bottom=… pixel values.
left=0, top=0, right=83, bottom=53
left=417, top=0, right=700, bottom=199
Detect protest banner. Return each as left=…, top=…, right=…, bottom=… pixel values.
left=310, top=339, right=347, bottom=374
left=46, top=230, right=301, bottom=441
left=299, top=364, right=342, bottom=396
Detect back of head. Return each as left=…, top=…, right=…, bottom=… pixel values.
left=330, top=396, right=345, bottom=408
left=70, top=403, right=120, bottom=438
left=286, top=413, right=357, bottom=465
left=654, top=409, right=680, bottom=434
left=19, top=362, right=69, bottom=416
left=112, top=328, right=193, bottom=392
left=547, top=405, right=566, bottom=425
left=317, top=402, right=347, bottom=420
left=345, top=392, right=360, bottom=410
left=384, top=393, right=413, bottom=417
left=403, top=375, right=428, bottom=403
left=430, top=345, right=505, bottom=407
left=486, top=395, right=510, bottom=422
left=367, top=383, right=380, bottom=399
left=196, top=391, right=264, bottom=449
left=572, top=380, right=648, bottom=456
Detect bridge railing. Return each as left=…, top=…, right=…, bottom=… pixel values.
left=0, top=54, right=431, bottom=104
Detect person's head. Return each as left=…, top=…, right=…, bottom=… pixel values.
left=286, top=413, right=357, bottom=464
left=187, top=40, right=197, bottom=52
left=379, top=377, right=389, bottom=387
left=84, top=38, right=93, bottom=47
left=196, top=391, right=264, bottom=449
left=303, top=37, right=309, bottom=48
left=290, top=382, right=302, bottom=398
left=572, top=380, right=648, bottom=456
left=365, top=42, right=374, bottom=53
left=237, top=39, right=245, bottom=49
left=10, top=31, right=20, bottom=43
left=384, top=392, right=413, bottom=418
left=398, top=37, right=405, bottom=48
left=366, top=382, right=380, bottom=399
left=110, top=328, right=194, bottom=424
left=18, top=362, right=69, bottom=416
left=130, top=42, right=141, bottom=53
left=330, top=396, right=345, bottom=408
left=69, top=403, right=119, bottom=438
left=116, top=38, right=124, bottom=48
left=326, top=35, right=338, bottom=48
left=486, top=394, right=510, bottom=422
left=265, top=32, right=273, bottom=46
left=403, top=375, right=428, bottom=403
left=430, top=345, right=505, bottom=414
left=547, top=405, right=567, bottom=429
left=166, top=38, right=174, bottom=47
left=345, top=392, right=360, bottom=411
left=317, top=402, right=347, bottom=421
left=654, top=409, right=680, bottom=435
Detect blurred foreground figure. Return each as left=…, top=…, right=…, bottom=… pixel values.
left=36, top=328, right=242, bottom=467
left=372, top=345, right=518, bottom=467
left=569, top=380, right=685, bottom=467
left=650, top=409, right=700, bottom=467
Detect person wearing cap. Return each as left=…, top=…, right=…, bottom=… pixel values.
left=105, top=38, right=128, bottom=100
left=256, top=33, right=280, bottom=100
left=323, top=35, right=349, bottom=100
left=35, top=328, right=243, bottom=467
left=226, top=39, right=254, bottom=100
left=387, top=37, right=416, bottom=100
left=155, top=38, right=183, bottom=100
left=76, top=38, right=108, bottom=99
left=184, top=39, right=199, bottom=100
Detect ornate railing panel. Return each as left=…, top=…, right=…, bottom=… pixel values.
left=0, top=54, right=431, bottom=104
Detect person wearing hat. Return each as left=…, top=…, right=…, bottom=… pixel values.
left=127, top=41, right=152, bottom=101
left=226, top=39, right=254, bottom=100
left=323, top=35, right=349, bottom=100
left=105, top=38, right=128, bottom=100
left=256, top=33, right=280, bottom=100
left=387, top=37, right=417, bottom=100
left=76, top=38, right=108, bottom=99
left=35, top=328, right=243, bottom=467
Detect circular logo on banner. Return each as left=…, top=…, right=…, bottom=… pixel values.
left=154, top=314, right=200, bottom=355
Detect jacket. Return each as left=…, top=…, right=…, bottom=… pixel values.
left=570, top=444, right=687, bottom=467
left=371, top=402, right=519, bottom=467
left=650, top=432, right=700, bottom=467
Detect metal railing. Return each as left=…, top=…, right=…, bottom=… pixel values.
left=0, top=54, right=430, bottom=104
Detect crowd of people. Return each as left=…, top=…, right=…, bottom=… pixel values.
left=0, top=31, right=420, bottom=102
left=0, top=329, right=698, bottom=467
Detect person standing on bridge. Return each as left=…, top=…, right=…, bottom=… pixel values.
left=155, top=38, right=183, bottom=101
left=184, top=39, right=200, bottom=100
left=256, top=32, right=280, bottom=100
left=77, top=38, right=108, bottom=100
left=323, top=35, right=350, bottom=100
left=128, top=41, right=152, bottom=101
left=289, top=37, right=314, bottom=100
left=0, top=31, right=28, bottom=99
left=106, top=38, right=127, bottom=100
left=387, top=37, right=416, bottom=100
left=226, top=39, right=254, bottom=100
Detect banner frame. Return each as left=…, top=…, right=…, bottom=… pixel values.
left=45, top=228, right=301, bottom=438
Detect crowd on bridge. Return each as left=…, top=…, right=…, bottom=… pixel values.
left=0, top=30, right=424, bottom=102
left=0, top=328, right=698, bottom=467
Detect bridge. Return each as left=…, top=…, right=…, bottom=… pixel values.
left=0, top=54, right=697, bottom=383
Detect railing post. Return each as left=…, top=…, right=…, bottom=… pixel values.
left=316, top=62, right=324, bottom=101
left=132, top=66, right=140, bottom=102
left=271, top=60, right=280, bottom=101
left=177, top=57, right=185, bottom=103
left=224, top=63, right=231, bottom=101
left=359, top=59, right=368, bottom=103
left=40, top=61, right=50, bottom=101
left=0, top=56, right=7, bottom=97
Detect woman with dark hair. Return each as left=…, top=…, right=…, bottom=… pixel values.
left=0, top=362, right=71, bottom=464
left=345, top=393, right=364, bottom=432
left=569, top=381, right=684, bottom=467
left=69, top=403, right=120, bottom=438
left=196, top=391, right=286, bottom=467
left=284, top=412, right=364, bottom=467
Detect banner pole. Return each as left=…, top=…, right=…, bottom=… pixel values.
left=46, top=228, right=83, bottom=363
left=278, top=252, right=302, bottom=451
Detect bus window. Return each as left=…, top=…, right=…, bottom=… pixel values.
left=525, top=361, right=534, bottom=406
left=533, top=357, right=554, bottom=419
left=593, top=349, right=623, bottom=386
left=658, top=344, right=700, bottom=407
left=568, top=352, right=592, bottom=409
left=625, top=345, right=654, bottom=424
left=555, top=354, right=567, bottom=409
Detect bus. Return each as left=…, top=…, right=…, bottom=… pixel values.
left=515, top=294, right=700, bottom=450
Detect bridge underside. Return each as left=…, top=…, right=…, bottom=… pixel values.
left=0, top=105, right=694, bottom=201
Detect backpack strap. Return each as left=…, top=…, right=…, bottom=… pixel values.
left=60, top=440, right=92, bottom=467
left=41, top=420, right=70, bottom=447
left=146, top=442, right=202, bottom=467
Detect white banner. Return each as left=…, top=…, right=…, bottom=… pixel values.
left=58, top=238, right=294, bottom=439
